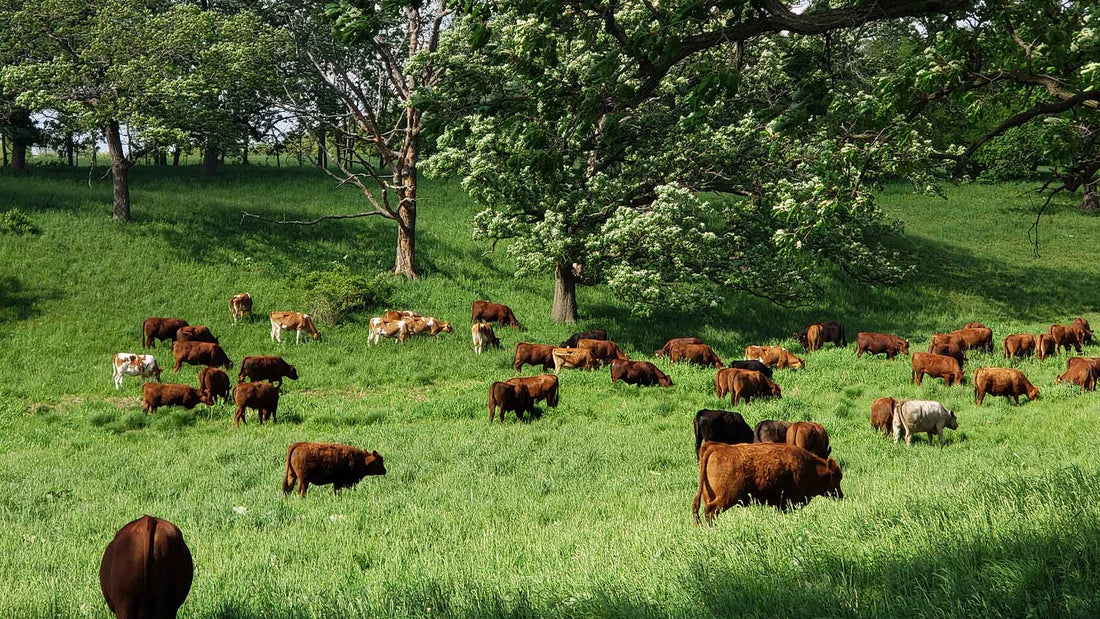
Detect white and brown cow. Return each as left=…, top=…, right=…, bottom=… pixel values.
left=111, top=353, right=162, bottom=390
left=270, top=311, right=321, bottom=344
left=368, top=317, right=409, bottom=345
left=472, top=321, right=500, bottom=354
left=229, top=293, right=253, bottom=323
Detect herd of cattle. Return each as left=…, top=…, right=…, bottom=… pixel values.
left=96, top=292, right=1097, bottom=616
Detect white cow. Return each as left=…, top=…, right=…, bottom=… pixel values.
left=111, top=353, right=162, bottom=389
left=893, top=399, right=958, bottom=446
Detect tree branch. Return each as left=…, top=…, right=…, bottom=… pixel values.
left=240, top=210, right=392, bottom=226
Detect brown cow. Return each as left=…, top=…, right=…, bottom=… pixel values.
left=1003, top=334, right=1036, bottom=359
left=856, top=332, right=909, bottom=360
left=142, top=318, right=189, bottom=348
left=472, top=300, right=520, bottom=328
left=609, top=359, right=672, bottom=387
left=744, top=345, right=805, bottom=370
left=577, top=338, right=628, bottom=367
left=551, top=347, right=597, bottom=374
left=1056, top=358, right=1098, bottom=392
left=949, top=327, right=994, bottom=353
left=198, top=367, right=231, bottom=404
left=693, top=442, right=843, bottom=522
left=368, top=317, right=409, bottom=345
left=99, top=515, right=193, bottom=618
left=715, top=368, right=781, bottom=405
left=270, top=311, right=321, bottom=344
left=911, top=352, right=963, bottom=386
left=964, top=322, right=988, bottom=330
left=172, top=341, right=232, bottom=372
left=1072, top=318, right=1094, bottom=345
left=928, top=340, right=967, bottom=366
left=1049, top=324, right=1082, bottom=354
left=238, top=355, right=298, bottom=387
left=141, top=383, right=213, bottom=414
left=233, top=381, right=280, bottom=427
left=1036, top=333, right=1057, bottom=360
left=786, top=421, right=831, bottom=458
left=654, top=337, right=704, bottom=358
left=383, top=310, right=421, bottom=322
left=513, top=343, right=556, bottom=372
left=670, top=344, right=723, bottom=368
left=973, top=367, right=1039, bottom=406
left=472, top=322, right=501, bottom=354
left=488, top=381, right=536, bottom=422
left=929, top=333, right=964, bottom=351
left=229, top=292, right=253, bottom=323
left=283, top=442, right=386, bottom=497
left=562, top=330, right=608, bottom=348
left=870, top=397, right=897, bottom=437
left=804, top=324, right=825, bottom=352
left=799, top=321, right=847, bottom=348
left=505, top=374, right=559, bottom=407
left=176, top=325, right=218, bottom=345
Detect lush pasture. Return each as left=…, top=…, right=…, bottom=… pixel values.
left=1, top=166, right=1099, bottom=617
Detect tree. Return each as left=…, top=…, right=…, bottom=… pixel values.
left=427, top=0, right=966, bottom=322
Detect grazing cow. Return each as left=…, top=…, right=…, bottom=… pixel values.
left=929, top=333, right=964, bottom=351
left=384, top=310, right=421, bottom=322
left=1072, top=318, right=1094, bottom=345
left=870, top=397, right=897, bottom=437
left=176, top=325, right=218, bottom=345
left=513, top=343, right=557, bottom=372
left=1049, top=324, right=1082, bottom=354
left=472, top=300, right=520, bottom=328
left=693, top=442, right=843, bottom=522
left=856, top=332, right=910, bottom=360
left=407, top=316, right=454, bottom=336
left=111, top=353, right=161, bottom=390
left=283, top=442, right=386, bottom=498
left=744, top=345, right=805, bottom=370
left=233, top=381, right=280, bottom=427
left=551, top=347, right=597, bottom=374
left=670, top=343, right=723, bottom=368
left=1056, top=358, right=1098, bottom=392
left=142, top=318, right=189, bottom=349
left=911, top=352, right=963, bottom=386
left=238, top=355, right=298, bottom=387
left=964, top=322, right=988, bottom=330
left=577, top=338, right=628, bottom=367
left=973, top=367, right=1039, bottom=406
left=949, top=327, right=994, bottom=353
left=488, top=381, right=536, bottom=422
left=1003, top=334, right=1036, bottom=359
left=141, top=383, right=213, bottom=414
left=753, top=419, right=791, bottom=444
left=229, top=292, right=253, bottom=323
left=368, top=317, right=409, bottom=345
left=655, top=337, right=704, bottom=358
left=693, top=410, right=754, bottom=457
left=803, top=324, right=825, bottom=352
left=472, top=322, right=501, bottom=354
left=715, top=368, right=781, bottom=406
left=505, top=374, right=559, bottom=408
left=99, top=515, right=193, bottom=619
left=1037, top=333, right=1057, bottom=360
left=270, top=311, right=322, bottom=344
left=928, top=340, right=967, bottom=366
left=786, top=421, right=831, bottom=458
left=727, top=359, right=773, bottom=378
left=561, top=330, right=608, bottom=348
left=609, top=359, right=672, bottom=387
left=799, top=321, right=847, bottom=348
left=893, top=400, right=958, bottom=446
left=172, top=341, right=232, bottom=372
left=198, top=367, right=231, bottom=404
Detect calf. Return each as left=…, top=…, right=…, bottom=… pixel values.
left=609, top=359, right=672, bottom=387
left=229, top=292, right=253, bottom=323
left=693, top=442, right=843, bottom=522
left=233, top=381, right=280, bottom=427
left=911, top=352, right=963, bottom=386
left=176, top=325, right=218, bottom=345
left=99, top=515, right=193, bottom=618
left=561, top=330, right=608, bottom=348
left=670, top=343, right=723, bottom=368
left=893, top=399, right=958, bottom=446
left=1049, top=324, right=1082, bottom=354
left=505, top=374, right=559, bottom=408
left=369, top=317, right=409, bottom=345
left=1036, top=333, right=1057, bottom=360
left=973, top=367, right=1039, bottom=406
left=551, top=347, right=597, bottom=374
left=488, top=381, right=536, bottom=422
left=786, top=421, right=831, bottom=458
left=856, top=332, right=909, bottom=360
left=270, top=311, right=322, bottom=344
left=1072, top=318, right=1094, bottom=345
left=472, top=322, right=501, bottom=354
left=1056, top=358, right=1098, bottom=392
left=142, top=318, right=189, bottom=348
left=577, top=338, right=628, bottom=367
left=111, top=353, right=161, bottom=390
left=727, top=359, right=773, bottom=378
left=799, top=321, right=847, bottom=348
left=715, top=368, right=781, bottom=406
left=472, top=300, right=520, bottom=328
left=283, top=442, right=386, bottom=498
left=744, top=345, right=805, bottom=370
left=693, top=409, right=754, bottom=457
left=949, top=327, right=994, bottom=353
left=407, top=316, right=454, bottom=336
left=655, top=337, right=704, bottom=358
left=141, top=383, right=213, bottom=414
left=198, top=367, right=231, bottom=404
left=870, top=397, right=897, bottom=437
left=172, top=341, right=232, bottom=372
left=1003, top=334, right=1036, bottom=359
left=238, top=355, right=298, bottom=387
left=929, top=340, right=967, bottom=366
left=513, top=342, right=556, bottom=372
left=753, top=419, right=790, bottom=444
left=803, top=324, right=825, bottom=352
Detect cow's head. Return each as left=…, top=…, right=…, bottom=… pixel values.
left=822, top=459, right=843, bottom=499
left=946, top=410, right=959, bottom=430
left=439, top=321, right=454, bottom=334
left=362, top=450, right=386, bottom=476
left=287, top=365, right=299, bottom=380
left=900, top=340, right=910, bottom=355
left=1027, top=385, right=1041, bottom=401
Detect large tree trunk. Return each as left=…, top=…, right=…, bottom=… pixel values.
left=105, top=120, right=131, bottom=222
left=1082, top=181, right=1098, bottom=210
left=201, top=146, right=219, bottom=176
left=9, top=107, right=31, bottom=170
left=242, top=146, right=249, bottom=165
left=10, top=140, right=26, bottom=170
left=550, top=261, right=579, bottom=323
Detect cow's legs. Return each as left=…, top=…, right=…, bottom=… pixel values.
left=296, top=329, right=302, bottom=344
left=298, top=481, right=308, bottom=497
left=937, top=428, right=944, bottom=444
left=927, top=431, right=935, bottom=445
left=905, top=429, right=913, bottom=446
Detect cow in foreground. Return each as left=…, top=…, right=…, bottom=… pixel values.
left=238, top=355, right=298, bottom=387
left=283, top=442, right=386, bottom=497
left=670, top=343, right=723, bottom=368
left=513, top=342, right=556, bottom=372
left=973, top=367, right=1039, bottom=406
left=233, top=381, right=280, bottom=427
left=172, top=341, right=232, bottom=372
left=1056, top=358, right=1098, bottom=392
left=744, top=345, right=805, bottom=370
left=786, top=421, right=831, bottom=458
left=198, top=367, right=231, bottom=404
left=856, top=332, right=909, bottom=360
left=911, top=352, right=963, bottom=386
left=472, top=300, right=520, bottom=328
left=229, top=292, right=253, bottom=323
left=892, top=400, right=957, bottom=446
left=472, top=322, right=501, bottom=354
left=870, top=397, right=897, bottom=437
left=610, top=359, right=672, bottom=387
left=552, top=347, right=597, bottom=374
left=488, top=381, right=537, bottom=421
left=142, top=318, right=189, bottom=348
left=141, top=384, right=213, bottom=414
left=111, top=353, right=161, bottom=390
left=1003, top=334, right=1036, bottom=359
left=693, top=410, right=754, bottom=458
left=270, top=311, right=321, bottom=344
left=693, top=442, right=843, bottom=522
left=655, top=337, right=704, bottom=358
left=176, top=325, right=218, bottom=345
left=562, top=330, right=608, bottom=348
left=99, top=515, right=193, bottom=619
left=753, top=419, right=790, bottom=444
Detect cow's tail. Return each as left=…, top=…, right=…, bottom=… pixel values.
left=692, top=448, right=709, bottom=525
left=140, top=515, right=158, bottom=613
left=693, top=412, right=704, bottom=460
left=283, top=444, right=298, bottom=495
left=487, top=383, right=498, bottom=421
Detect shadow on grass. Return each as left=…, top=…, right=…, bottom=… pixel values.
left=0, top=275, right=57, bottom=332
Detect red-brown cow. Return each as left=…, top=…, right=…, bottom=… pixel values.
left=512, top=343, right=557, bottom=372
left=283, top=442, right=386, bottom=497
left=472, top=300, right=520, bottom=328
left=172, top=341, right=232, bottom=372
left=715, top=368, right=781, bottom=405
left=176, top=325, right=218, bottom=345
left=142, top=318, right=189, bottom=348
left=141, top=383, right=213, bottom=414
left=1003, top=334, right=1036, bottom=359
left=577, top=338, right=628, bottom=367
left=928, top=340, right=967, bottom=366
left=744, top=345, right=805, bottom=370
left=949, top=327, right=994, bottom=353
left=99, top=515, right=193, bottom=618
left=804, top=324, right=825, bottom=352
left=973, top=367, right=1039, bottom=406
left=229, top=292, right=252, bottom=323
left=1049, top=324, right=1082, bottom=354
left=233, top=381, right=280, bottom=427
left=505, top=374, right=559, bottom=407
left=856, top=332, right=909, bottom=360
left=655, top=337, right=704, bottom=358
left=870, top=397, right=897, bottom=437
left=198, top=367, right=231, bottom=404
left=911, top=352, right=963, bottom=386
left=488, top=381, right=536, bottom=422
left=786, top=421, right=831, bottom=458
left=1037, top=334, right=1057, bottom=360
left=1073, top=318, right=1094, bottom=345
left=1056, top=358, right=1098, bottom=393
left=670, top=343, right=723, bottom=368
left=238, top=355, right=298, bottom=387
left=609, top=359, right=672, bottom=387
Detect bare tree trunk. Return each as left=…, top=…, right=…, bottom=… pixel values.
left=9, top=108, right=31, bottom=170
left=1083, top=181, right=1099, bottom=210
left=10, top=139, right=26, bottom=170
left=242, top=146, right=249, bottom=165
left=1, top=133, right=7, bottom=168
left=202, top=145, right=219, bottom=176
left=65, top=132, right=75, bottom=166
left=172, top=147, right=181, bottom=166
left=316, top=127, right=327, bottom=168
left=550, top=261, right=579, bottom=323
left=105, top=120, right=131, bottom=222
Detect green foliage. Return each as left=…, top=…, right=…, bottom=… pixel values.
left=298, top=264, right=395, bottom=325
left=0, top=209, right=41, bottom=236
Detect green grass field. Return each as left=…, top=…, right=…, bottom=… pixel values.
left=1, top=165, right=1099, bottom=618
